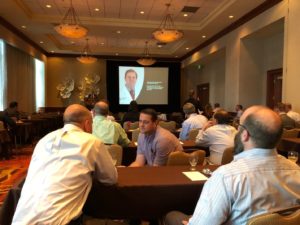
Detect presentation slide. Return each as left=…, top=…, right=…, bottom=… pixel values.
left=119, top=66, right=168, bottom=105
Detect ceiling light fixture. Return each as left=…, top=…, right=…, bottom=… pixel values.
left=140, top=11, right=145, bottom=14
left=183, top=13, right=188, bottom=17
left=137, top=41, right=156, bottom=66
left=152, top=3, right=183, bottom=43
left=229, top=15, right=234, bottom=19
left=46, top=4, right=52, bottom=8
left=94, top=8, right=100, bottom=11
left=77, top=38, right=97, bottom=64
left=54, top=0, right=88, bottom=39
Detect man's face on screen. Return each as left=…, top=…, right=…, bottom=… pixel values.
left=125, top=71, right=137, bottom=90
left=139, top=113, right=157, bottom=134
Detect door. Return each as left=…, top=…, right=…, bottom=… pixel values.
left=266, top=68, right=282, bottom=109
left=197, top=83, right=209, bottom=107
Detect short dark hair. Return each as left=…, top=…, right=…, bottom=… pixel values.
left=236, top=104, right=243, bottom=110
left=125, top=69, right=137, bottom=79
left=213, top=110, right=231, bottom=124
left=276, top=102, right=286, bottom=112
left=128, top=100, right=138, bottom=112
left=214, top=103, right=220, bottom=108
left=243, top=114, right=283, bottom=149
left=9, top=101, right=18, bottom=108
left=140, top=108, right=158, bottom=122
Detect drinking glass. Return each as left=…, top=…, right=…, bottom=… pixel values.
left=288, top=151, right=299, bottom=163
left=189, top=154, right=198, bottom=171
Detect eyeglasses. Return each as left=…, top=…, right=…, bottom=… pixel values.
left=237, top=122, right=251, bottom=136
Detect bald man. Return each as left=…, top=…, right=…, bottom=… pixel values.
left=12, top=104, right=117, bottom=225
left=165, top=106, right=300, bottom=225
left=92, top=101, right=131, bottom=147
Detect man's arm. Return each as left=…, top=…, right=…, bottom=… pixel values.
left=188, top=172, right=230, bottom=225
left=195, top=122, right=213, bottom=146
left=116, top=123, right=131, bottom=147
left=130, top=154, right=146, bottom=167
left=94, top=141, right=118, bottom=184
left=179, top=121, right=190, bottom=141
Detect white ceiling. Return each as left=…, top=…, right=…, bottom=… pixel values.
left=0, top=0, right=267, bottom=58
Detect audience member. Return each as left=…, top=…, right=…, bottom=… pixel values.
left=286, top=103, right=300, bottom=123
left=130, top=108, right=183, bottom=167
left=165, top=105, right=300, bottom=225
left=93, top=101, right=131, bottom=147
left=4, top=101, right=20, bottom=121
left=235, top=104, right=243, bottom=119
left=179, top=103, right=208, bottom=140
left=122, top=100, right=140, bottom=125
left=213, top=102, right=221, bottom=113
left=184, top=89, right=203, bottom=112
left=274, top=102, right=295, bottom=129
left=12, top=104, right=117, bottom=225
left=203, top=103, right=213, bottom=119
left=195, top=110, right=237, bottom=165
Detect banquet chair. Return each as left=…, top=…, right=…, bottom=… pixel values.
left=123, top=121, right=139, bottom=130
left=105, top=144, right=123, bottom=166
left=159, top=121, right=176, bottom=132
left=131, top=128, right=140, bottom=142
left=277, top=128, right=299, bottom=151
left=247, top=206, right=300, bottom=225
left=188, top=128, right=200, bottom=141
left=167, top=150, right=205, bottom=166
left=221, top=147, right=234, bottom=165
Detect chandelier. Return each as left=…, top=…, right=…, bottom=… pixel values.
left=77, top=39, right=97, bottom=64
left=54, top=0, right=88, bottom=39
left=137, top=41, right=156, bottom=66
left=152, top=3, right=183, bottom=43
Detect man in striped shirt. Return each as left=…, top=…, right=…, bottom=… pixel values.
left=165, top=105, right=300, bottom=225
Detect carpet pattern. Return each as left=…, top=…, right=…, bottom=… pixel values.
left=0, top=147, right=32, bottom=206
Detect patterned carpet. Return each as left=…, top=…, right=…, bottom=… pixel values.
left=0, top=147, right=33, bottom=206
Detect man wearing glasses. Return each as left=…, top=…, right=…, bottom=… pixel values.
left=165, top=105, right=300, bottom=225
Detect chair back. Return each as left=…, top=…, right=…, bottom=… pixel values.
left=159, top=121, right=176, bottom=132
left=167, top=150, right=205, bottom=166
left=105, top=144, right=123, bottom=166
left=188, top=128, right=200, bottom=140
left=277, top=129, right=300, bottom=151
left=131, top=128, right=140, bottom=142
left=247, top=206, right=300, bottom=225
left=123, top=121, right=139, bottom=130
left=221, top=147, right=233, bottom=165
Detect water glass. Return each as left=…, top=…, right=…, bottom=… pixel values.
left=189, top=154, right=198, bottom=171
left=288, top=151, right=298, bottom=163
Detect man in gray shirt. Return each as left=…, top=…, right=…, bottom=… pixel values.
left=130, top=108, right=183, bottom=166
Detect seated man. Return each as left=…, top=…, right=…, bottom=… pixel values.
left=286, top=103, right=300, bottom=123
left=274, top=102, right=295, bottom=129
left=12, top=104, right=117, bottom=225
left=93, top=101, right=131, bottom=147
left=195, top=110, right=237, bottom=165
left=165, top=105, right=300, bottom=225
left=179, top=103, right=207, bottom=141
left=130, top=108, right=183, bottom=167
left=235, top=104, right=243, bottom=119
left=4, top=101, right=20, bottom=121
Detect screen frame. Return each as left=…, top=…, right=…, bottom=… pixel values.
left=107, top=60, right=181, bottom=113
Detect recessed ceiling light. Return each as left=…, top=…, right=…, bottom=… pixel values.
left=157, top=44, right=163, bottom=48
left=229, top=15, right=234, bottom=19
left=185, top=47, right=189, bottom=50
left=46, top=4, right=52, bottom=8
left=70, top=41, right=75, bottom=44
left=40, top=41, right=44, bottom=44
left=183, top=13, right=188, bottom=17
left=115, top=53, right=119, bottom=56
left=21, top=25, right=26, bottom=29
left=95, top=8, right=100, bottom=11
left=175, top=56, right=178, bottom=58
left=140, top=11, right=145, bottom=14
left=116, top=30, right=121, bottom=34
left=202, top=35, right=206, bottom=38
left=51, top=50, right=55, bottom=53
left=100, top=42, right=104, bottom=45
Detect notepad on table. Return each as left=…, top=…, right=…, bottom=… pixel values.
left=182, top=171, right=208, bottom=181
